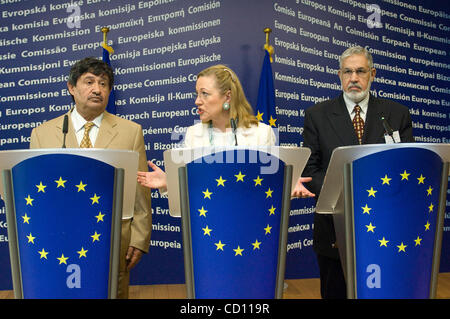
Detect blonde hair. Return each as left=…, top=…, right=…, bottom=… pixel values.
left=197, top=64, right=258, bottom=128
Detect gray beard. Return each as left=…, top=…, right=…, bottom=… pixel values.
left=343, top=82, right=372, bottom=103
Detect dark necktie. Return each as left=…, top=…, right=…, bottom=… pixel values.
left=352, top=105, right=364, bottom=144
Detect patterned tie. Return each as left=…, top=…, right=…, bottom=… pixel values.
left=352, top=105, right=364, bottom=144
left=79, top=122, right=95, bottom=148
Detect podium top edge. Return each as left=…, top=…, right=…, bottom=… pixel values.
left=334, top=143, right=450, bottom=151
left=165, top=145, right=307, bottom=150
left=0, top=148, right=138, bottom=155
left=164, top=145, right=310, bottom=155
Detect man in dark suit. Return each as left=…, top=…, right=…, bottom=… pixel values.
left=298, top=46, right=414, bottom=298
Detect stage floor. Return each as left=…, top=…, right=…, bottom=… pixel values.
left=1, top=274, right=449, bottom=299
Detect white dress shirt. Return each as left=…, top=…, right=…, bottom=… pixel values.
left=343, top=93, right=370, bottom=122
left=183, top=121, right=276, bottom=147
left=70, top=108, right=104, bottom=147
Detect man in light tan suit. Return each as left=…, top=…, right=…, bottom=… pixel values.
left=30, top=57, right=151, bottom=299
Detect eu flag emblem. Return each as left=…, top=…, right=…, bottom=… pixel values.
left=352, top=148, right=443, bottom=298
left=256, top=50, right=277, bottom=128
left=186, top=150, right=285, bottom=298
left=10, top=154, right=116, bottom=298
left=102, top=41, right=116, bottom=115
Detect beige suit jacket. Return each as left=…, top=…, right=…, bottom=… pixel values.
left=30, top=110, right=152, bottom=253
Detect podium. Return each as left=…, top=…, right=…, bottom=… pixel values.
left=164, top=146, right=310, bottom=298
left=0, top=149, right=139, bottom=298
left=316, top=143, right=450, bottom=299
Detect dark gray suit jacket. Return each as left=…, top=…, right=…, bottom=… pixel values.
left=303, top=93, right=414, bottom=258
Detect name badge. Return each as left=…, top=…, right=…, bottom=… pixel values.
left=384, top=131, right=401, bottom=144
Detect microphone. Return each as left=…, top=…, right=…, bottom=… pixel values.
left=380, top=116, right=396, bottom=143
left=62, top=114, right=69, bottom=148
left=230, top=118, right=238, bottom=146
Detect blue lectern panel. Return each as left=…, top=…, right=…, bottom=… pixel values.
left=12, top=154, right=115, bottom=298
left=352, top=148, right=442, bottom=299
left=187, top=150, right=285, bottom=298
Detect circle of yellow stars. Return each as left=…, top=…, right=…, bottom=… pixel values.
left=21, top=177, right=106, bottom=265
left=197, top=171, right=277, bottom=257
left=360, top=170, right=435, bottom=254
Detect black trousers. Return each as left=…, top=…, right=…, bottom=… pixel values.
left=316, top=253, right=347, bottom=299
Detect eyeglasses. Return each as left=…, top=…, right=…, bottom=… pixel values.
left=341, top=68, right=371, bottom=78
left=193, top=91, right=211, bottom=100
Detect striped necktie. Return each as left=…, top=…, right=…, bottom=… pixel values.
left=79, top=122, right=94, bottom=148
left=352, top=105, right=364, bottom=144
